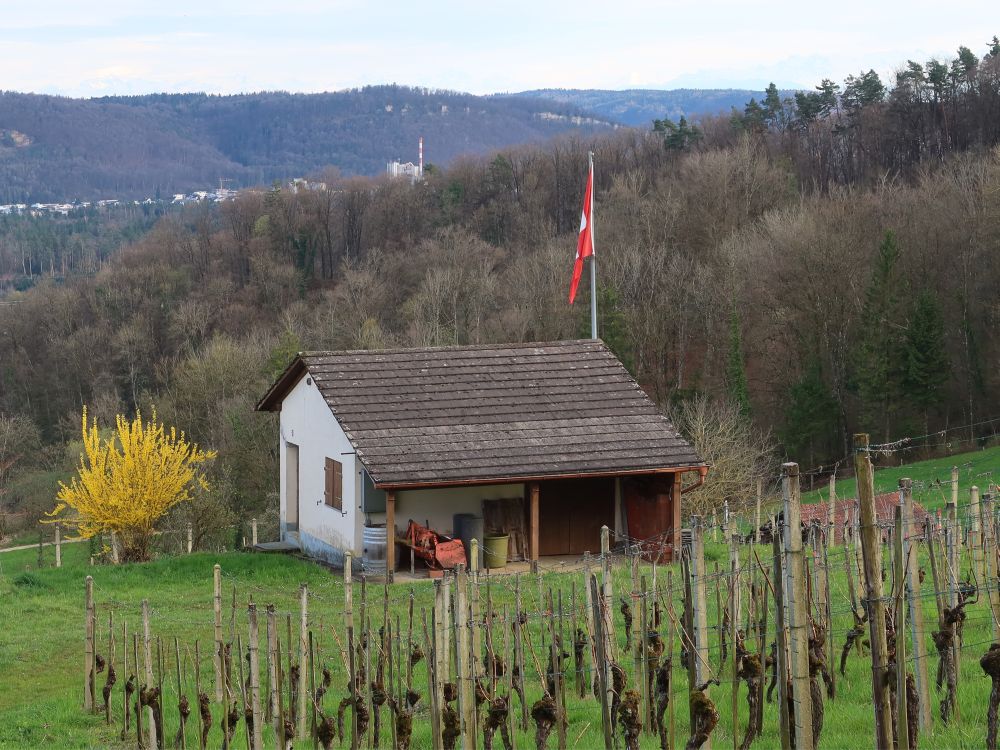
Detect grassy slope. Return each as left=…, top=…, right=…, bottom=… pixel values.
left=0, top=530, right=994, bottom=749
left=801, top=444, right=1000, bottom=514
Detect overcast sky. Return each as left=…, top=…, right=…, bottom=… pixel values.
left=2, top=1, right=996, bottom=97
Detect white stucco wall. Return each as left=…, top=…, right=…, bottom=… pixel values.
left=279, top=373, right=358, bottom=565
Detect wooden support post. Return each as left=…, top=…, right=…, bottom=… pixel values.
left=455, top=565, right=474, bottom=750
left=781, top=463, right=813, bottom=750
left=983, top=492, right=1000, bottom=642
left=946, top=496, right=961, bottom=716
left=713, top=561, right=724, bottom=666
left=590, top=573, right=614, bottom=750
left=213, top=564, right=223, bottom=703
left=855, top=434, right=892, bottom=750
left=755, top=478, right=762, bottom=545
left=899, top=478, right=932, bottom=731
left=84, top=575, right=95, bottom=711
left=600, top=525, right=614, bottom=662
left=547, top=589, right=567, bottom=750
left=433, top=579, right=448, bottom=729
left=690, top=517, right=710, bottom=690
left=772, top=533, right=791, bottom=750
left=515, top=575, right=528, bottom=731
left=926, top=517, right=944, bottom=624
left=251, top=517, right=258, bottom=548
left=143, top=599, right=158, bottom=750
left=666, top=570, right=677, bottom=750
left=298, top=584, right=308, bottom=739
left=712, top=510, right=718, bottom=542
left=248, top=604, right=263, bottom=750
left=386, top=491, right=396, bottom=582
left=639, top=575, right=651, bottom=736
left=821, top=542, right=836, bottom=698
left=893, top=506, right=909, bottom=750
left=971, top=485, right=985, bottom=584
left=267, top=605, right=280, bottom=740
left=56, top=524, right=62, bottom=568
left=529, top=482, right=540, bottom=562
left=729, top=560, right=739, bottom=750
left=828, top=473, right=837, bottom=549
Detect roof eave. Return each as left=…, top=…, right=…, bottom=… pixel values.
left=374, top=464, right=708, bottom=491
left=255, top=355, right=308, bottom=412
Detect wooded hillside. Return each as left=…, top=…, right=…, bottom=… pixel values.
left=2, top=40, right=1000, bottom=536
left=0, top=87, right=614, bottom=202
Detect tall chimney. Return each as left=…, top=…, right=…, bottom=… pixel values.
left=418, top=136, right=423, bottom=175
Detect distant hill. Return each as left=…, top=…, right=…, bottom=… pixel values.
left=514, top=88, right=799, bottom=127
left=0, top=87, right=616, bottom=202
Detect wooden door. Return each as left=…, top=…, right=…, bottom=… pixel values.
left=538, top=478, right=615, bottom=556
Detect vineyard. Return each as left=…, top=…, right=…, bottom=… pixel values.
left=5, top=446, right=1000, bottom=748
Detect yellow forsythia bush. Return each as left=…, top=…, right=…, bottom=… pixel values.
left=48, top=406, right=216, bottom=562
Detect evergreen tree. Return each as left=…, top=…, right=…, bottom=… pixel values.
left=902, top=289, right=950, bottom=432
left=725, top=309, right=751, bottom=418
left=854, top=230, right=903, bottom=439
left=781, top=358, right=841, bottom=467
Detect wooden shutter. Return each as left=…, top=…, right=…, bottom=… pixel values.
left=333, top=460, right=343, bottom=511
left=325, top=457, right=343, bottom=511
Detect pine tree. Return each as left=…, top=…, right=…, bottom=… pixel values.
left=725, top=309, right=751, bottom=418
left=854, top=230, right=903, bottom=439
left=902, top=289, right=950, bottom=432
left=781, top=358, right=840, bottom=467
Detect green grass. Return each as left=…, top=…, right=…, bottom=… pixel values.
left=801, top=443, right=1000, bottom=515
left=1, top=530, right=996, bottom=749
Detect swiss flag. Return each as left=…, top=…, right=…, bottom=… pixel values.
left=568, top=163, right=594, bottom=304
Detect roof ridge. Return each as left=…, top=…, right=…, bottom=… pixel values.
left=298, top=339, right=605, bottom=357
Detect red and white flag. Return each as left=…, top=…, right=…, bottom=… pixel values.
left=568, top=162, right=594, bottom=304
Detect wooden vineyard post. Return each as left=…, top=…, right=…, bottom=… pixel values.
left=690, top=517, right=711, bottom=690
left=666, top=569, right=677, bottom=750
left=821, top=542, right=836, bottom=697
left=455, top=565, right=474, bottom=750
left=186, top=522, right=193, bottom=553
left=828, top=473, right=837, bottom=549
left=251, top=517, right=258, bottom=548
left=926, top=517, right=944, bottom=624
left=781, top=463, right=814, bottom=750
left=772, top=533, right=791, bottom=750
left=84, top=575, right=95, bottom=711
left=143, top=599, right=158, bottom=750
left=891, top=506, right=909, bottom=750
left=297, top=584, right=308, bottom=739
left=55, top=523, right=62, bottom=568
left=548, top=589, right=567, bottom=750
left=515, top=575, right=528, bottom=730
left=729, top=560, right=739, bottom=750
left=433, top=579, right=448, bottom=733
left=213, top=564, right=223, bottom=703
left=590, top=573, right=614, bottom=750
left=600, top=525, right=615, bottom=662
left=713, top=561, right=724, bottom=666
left=946, top=495, right=961, bottom=717
left=972, top=485, right=985, bottom=584
left=267, top=605, right=280, bottom=739
left=248, top=604, right=263, bottom=750
left=855, top=434, right=893, bottom=750
left=755, top=478, right=762, bottom=545
left=639, top=576, right=651, bottom=736
left=983, top=492, right=1000, bottom=642
left=899, top=478, right=932, bottom=730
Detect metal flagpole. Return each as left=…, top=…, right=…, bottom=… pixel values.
left=588, top=151, right=598, bottom=339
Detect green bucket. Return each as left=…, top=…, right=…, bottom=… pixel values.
left=483, top=534, right=509, bottom=569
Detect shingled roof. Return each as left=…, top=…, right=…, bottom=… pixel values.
left=257, top=340, right=704, bottom=489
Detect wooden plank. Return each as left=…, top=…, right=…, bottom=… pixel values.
left=386, top=491, right=396, bottom=583
left=529, top=482, right=540, bottom=561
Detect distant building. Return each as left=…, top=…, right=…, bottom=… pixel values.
left=386, top=136, right=425, bottom=182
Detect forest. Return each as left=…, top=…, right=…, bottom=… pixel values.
left=2, top=39, right=1000, bottom=541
